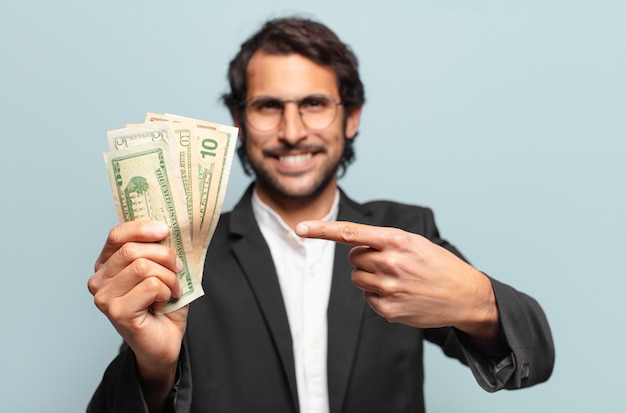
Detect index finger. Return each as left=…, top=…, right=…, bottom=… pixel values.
left=296, top=220, right=392, bottom=250
left=95, top=220, right=169, bottom=271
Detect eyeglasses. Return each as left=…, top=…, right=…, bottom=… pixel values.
left=241, top=94, right=343, bottom=132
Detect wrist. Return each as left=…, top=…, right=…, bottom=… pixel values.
left=135, top=354, right=178, bottom=412
left=455, top=271, right=501, bottom=352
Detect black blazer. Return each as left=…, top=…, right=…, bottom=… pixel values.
left=88, top=186, right=554, bottom=413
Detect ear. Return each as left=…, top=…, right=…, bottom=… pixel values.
left=231, top=113, right=245, bottom=141
left=344, top=106, right=362, bottom=140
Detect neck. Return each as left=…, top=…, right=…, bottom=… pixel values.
left=254, top=181, right=338, bottom=230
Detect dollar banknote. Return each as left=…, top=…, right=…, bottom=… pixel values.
left=146, top=113, right=238, bottom=269
left=106, top=124, right=173, bottom=151
left=103, top=113, right=238, bottom=313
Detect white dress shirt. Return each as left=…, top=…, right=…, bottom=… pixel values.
left=252, top=188, right=339, bottom=413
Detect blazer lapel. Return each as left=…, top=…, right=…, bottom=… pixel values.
left=327, top=190, right=373, bottom=413
left=228, top=186, right=374, bottom=413
left=229, top=186, right=300, bottom=412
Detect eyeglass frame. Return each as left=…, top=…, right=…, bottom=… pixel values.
left=239, top=94, right=344, bottom=132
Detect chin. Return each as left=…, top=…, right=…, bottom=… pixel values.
left=258, top=173, right=336, bottom=203
left=272, top=182, right=324, bottom=200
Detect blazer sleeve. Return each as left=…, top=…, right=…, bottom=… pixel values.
left=480, top=277, right=555, bottom=390
left=426, top=275, right=554, bottom=392
left=86, top=343, right=150, bottom=413
left=86, top=342, right=194, bottom=413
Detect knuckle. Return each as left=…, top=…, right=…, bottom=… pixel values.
left=378, top=277, right=399, bottom=295
left=143, top=276, right=162, bottom=290
left=87, top=275, right=99, bottom=295
left=107, top=225, right=124, bottom=245
left=106, top=301, right=125, bottom=321
left=118, top=243, right=138, bottom=263
left=131, top=257, right=153, bottom=277
left=378, top=254, right=399, bottom=274
left=340, top=225, right=358, bottom=243
left=386, top=231, right=408, bottom=249
left=93, top=293, right=110, bottom=314
left=144, top=277, right=171, bottom=303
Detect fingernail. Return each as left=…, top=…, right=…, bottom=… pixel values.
left=295, top=222, right=309, bottom=236
left=176, top=279, right=183, bottom=297
left=155, top=222, right=169, bottom=236
left=175, top=257, right=184, bottom=272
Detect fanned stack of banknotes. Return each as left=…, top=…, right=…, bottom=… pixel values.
left=103, top=113, right=238, bottom=314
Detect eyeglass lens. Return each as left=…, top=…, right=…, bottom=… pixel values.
left=245, top=94, right=341, bottom=131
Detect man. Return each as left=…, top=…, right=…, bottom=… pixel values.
left=87, top=17, right=554, bottom=413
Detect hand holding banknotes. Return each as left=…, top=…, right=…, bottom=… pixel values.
left=88, top=113, right=238, bottom=409
left=88, top=220, right=187, bottom=409
left=97, top=113, right=238, bottom=314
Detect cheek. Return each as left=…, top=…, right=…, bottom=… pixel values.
left=329, top=132, right=347, bottom=156
left=244, top=135, right=265, bottom=154
left=246, top=130, right=274, bottom=148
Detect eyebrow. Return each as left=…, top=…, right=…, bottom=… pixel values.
left=247, top=93, right=336, bottom=101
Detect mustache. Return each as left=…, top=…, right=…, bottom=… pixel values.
left=262, top=143, right=327, bottom=157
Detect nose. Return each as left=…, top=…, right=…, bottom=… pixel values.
left=278, top=101, right=307, bottom=145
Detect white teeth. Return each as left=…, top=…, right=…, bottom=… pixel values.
left=279, top=153, right=312, bottom=164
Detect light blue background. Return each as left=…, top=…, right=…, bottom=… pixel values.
left=1, top=1, right=624, bottom=411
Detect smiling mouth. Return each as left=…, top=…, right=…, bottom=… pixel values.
left=278, top=153, right=313, bottom=164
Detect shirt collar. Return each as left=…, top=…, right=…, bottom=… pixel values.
left=251, top=186, right=340, bottom=239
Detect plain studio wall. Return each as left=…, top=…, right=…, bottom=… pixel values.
left=1, top=1, right=624, bottom=411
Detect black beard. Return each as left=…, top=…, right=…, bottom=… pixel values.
left=245, top=135, right=345, bottom=206
left=252, top=159, right=339, bottom=206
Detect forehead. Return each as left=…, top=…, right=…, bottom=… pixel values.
left=246, top=50, right=339, bottom=99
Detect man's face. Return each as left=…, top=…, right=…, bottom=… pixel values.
left=240, top=50, right=361, bottom=203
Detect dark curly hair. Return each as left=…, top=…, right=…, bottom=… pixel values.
left=222, top=17, right=365, bottom=177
